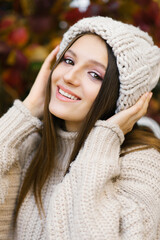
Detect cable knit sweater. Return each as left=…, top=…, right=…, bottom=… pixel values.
left=0, top=100, right=160, bottom=240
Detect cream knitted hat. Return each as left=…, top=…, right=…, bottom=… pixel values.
left=57, top=16, right=160, bottom=112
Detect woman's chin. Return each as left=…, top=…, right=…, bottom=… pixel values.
left=49, top=103, right=69, bottom=121
left=49, top=105, right=63, bottom=119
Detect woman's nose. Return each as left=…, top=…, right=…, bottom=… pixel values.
left=63, top=67, right=81, bottom=86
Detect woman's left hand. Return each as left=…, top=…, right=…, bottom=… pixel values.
left=107, top=92, right=153, bottom=135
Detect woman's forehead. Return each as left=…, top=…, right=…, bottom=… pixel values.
left=67, top=34, right=108, bottom=68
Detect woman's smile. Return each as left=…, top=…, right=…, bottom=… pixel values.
left=49, top=34, right=108, bottom=131
left=56, top=85, right=81, bottom=102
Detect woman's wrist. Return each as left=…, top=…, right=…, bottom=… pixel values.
left=23, top=98, right=40, bottom=118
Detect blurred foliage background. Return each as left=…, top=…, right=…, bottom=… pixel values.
left=0, top=0, right=160, bottom=123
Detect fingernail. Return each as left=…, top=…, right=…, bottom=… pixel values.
left=145, top=92, right=149, bottom=98
left=149, top=92, right=153, bottom=98
left=54, top=45, right=59, bottom=51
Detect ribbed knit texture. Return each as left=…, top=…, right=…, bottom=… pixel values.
left=0, top=101, right=160, bottom=239
left=0, top=100, right=42, bottom=239
left=56, top=16, right=160, bottom=113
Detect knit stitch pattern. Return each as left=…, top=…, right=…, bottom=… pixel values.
left=0, top=101, right=160, bottom=239
left=57, top=16, right=160, bottom=112
left=0, top=100, right=42, bottom=239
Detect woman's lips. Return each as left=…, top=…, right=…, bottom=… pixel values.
left=58, top=85, right=81, bottom=99
left=56, top=86, right=81, bottom=102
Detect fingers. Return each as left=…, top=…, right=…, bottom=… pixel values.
left=129, top=92, right=152, bottom=121
left=43, top=45, right=60, bottom=68
left=142, top=92, right=152, bottom=114
left=47, top=45, right=60, bottom=62
left=106, top=92, right=153, bottom=135
left=137, top=92, right=152, bottom=116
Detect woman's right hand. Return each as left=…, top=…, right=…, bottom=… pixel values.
left=23, top=45, right=59, bottom=119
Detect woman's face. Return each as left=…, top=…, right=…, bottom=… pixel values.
left=49, top=34, right=108, bottom=131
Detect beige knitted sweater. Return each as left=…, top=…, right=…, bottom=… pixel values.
left=0, top=100, right=160, bottom=240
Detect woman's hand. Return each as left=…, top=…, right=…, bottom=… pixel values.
left=23, top=45, right=59, bottom=119
left=107, top=92, right=153, bottom=135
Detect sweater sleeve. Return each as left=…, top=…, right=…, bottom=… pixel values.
left=0, top=100, right=42, bottom=186
left=46, top=121, right=160, bottom=240
left=115, top=148, right=160, bottom=240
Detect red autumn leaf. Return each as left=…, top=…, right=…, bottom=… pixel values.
left=7, top=27, right=29, bottom=47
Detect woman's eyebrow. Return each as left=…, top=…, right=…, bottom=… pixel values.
left=88, top=60, right=107, bottom=71
left=66, top=49, right=107, bottom=71
left=66, top=49, right=76, bottom=57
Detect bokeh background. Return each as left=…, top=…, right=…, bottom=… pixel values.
left=0, top=0, right=160, bottom=123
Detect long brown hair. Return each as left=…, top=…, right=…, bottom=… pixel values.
left=14, top=33, right=160, bottom=225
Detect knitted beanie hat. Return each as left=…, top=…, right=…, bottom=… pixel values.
left=57, top=16, right=160, bottom=113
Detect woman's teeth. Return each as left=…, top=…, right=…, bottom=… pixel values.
left=59, top=88, right=78, bottom=100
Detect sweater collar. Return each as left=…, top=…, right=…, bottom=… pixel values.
left=57, top=128, right=77, bottom=140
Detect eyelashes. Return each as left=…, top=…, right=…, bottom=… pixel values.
left=89, top=72, right=103, bottom=81
left=63, top=57, right=74, bottom=65
left=61, top=56, right=104, bottom=81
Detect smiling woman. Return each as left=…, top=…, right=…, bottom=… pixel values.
left=49, top=34, right=108, bottom=131
left=0, top=16, right=160, bottom=240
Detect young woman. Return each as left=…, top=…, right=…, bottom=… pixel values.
left=0, top=16, right=160, bottom=239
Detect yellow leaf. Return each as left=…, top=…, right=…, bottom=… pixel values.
left=7, top=50, right=16, bottom=65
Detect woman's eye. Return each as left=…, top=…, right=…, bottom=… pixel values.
left=63, top=58, right=74, bottom=65
left=89, top=72, right=103, bottom=81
